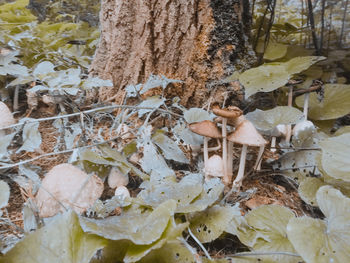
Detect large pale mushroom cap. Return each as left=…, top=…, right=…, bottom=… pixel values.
left=212, top=105, right=243, bottom=119
left=0, top=101, right=15, bottom=129
left=227, top=120, right=267, bottom=146
left=108, top=167, right=129, bottom=189
left=35, top=163, right=104, bottom=217
left=189, top=120, right=222, bottom=138
left=204, top=155, right=224, bottom=177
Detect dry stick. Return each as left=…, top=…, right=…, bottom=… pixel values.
left=0, top=104, right=183, bottom=131
left=187, top=227, right=212, bottom=260
left=320, top=0, right=326, bottom=52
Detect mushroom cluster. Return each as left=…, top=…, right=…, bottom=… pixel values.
left=189, top=105, right=268, bottom=189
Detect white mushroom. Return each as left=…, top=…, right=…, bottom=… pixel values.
left=108, top=167, right=129, bottom=189
left=212, top=106, right=243, bottom=185
left=189, top=120, right=222, bottom=168
left=114, top=186, right=130, bottom=199
left=270, top=124, right=288, bottom=152
left=227, top=120, right=267, bottom=188
left=35, top=163, right=104, bottom=217
left=204, top=154, right=224, bottom=180
left=0, top=101, right=15, bottom=137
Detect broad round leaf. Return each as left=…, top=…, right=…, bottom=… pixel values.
left=284, top=56, right=326, bottom=75
left=33, top=61, right=55, bottom=78
left=237, top=205, right=298, bottom=263
left=298, top=177, right=326, bottom=206
left=295, top=84, right=350, bottom=120
left=3, top=211, right=106, bottom=263
left=246, top=106, right=303, bottom=132
left=287, top=186, right=350, bottom=263
left=189, top=205, right=238, bottom=243
left=263, top=42, right=288, bottom=60
left=0, top=180, right=10, bottom=208
left=239, top=63, right=289, bottom=99
left=319, top=133, right=350, bottom=182
left=80, top=200, right=176, bottom=245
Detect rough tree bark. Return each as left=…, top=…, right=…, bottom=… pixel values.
left=90, top=0, right=256, bottom=107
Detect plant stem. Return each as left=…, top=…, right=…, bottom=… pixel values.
left=254, top=145, right=265, bottom=171
left=222, top=118, right=229, bottom=185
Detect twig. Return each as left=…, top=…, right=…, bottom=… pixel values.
left=307, top=0, right=320, bottom=54
left=0, top=134, right=122, bottom=170
left=339, top=0, right=349, bottom=47
left=1, top=104, right=183, bottom=131
left=227, top=251, right=300, bottom=258
left=187, top=227, right=212, bottom=260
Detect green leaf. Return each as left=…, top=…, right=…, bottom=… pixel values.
left=17, top=121, right=42, bottom=152
left=295, top=84, right=350, bottom=120
left=240, top=56, right=325, bottom=99
left=0, top=180, right=10, bottom=209
left=137, top=96, right=165, bottom=117
left=137, top=173, right=203, bottom=211
left=139, top=240, right=196, bottom=263
left=33, top=61, right=55, bottom=79
left=239, top=63, right=289, bottom=99
left=237, top=205, right=299, bottom=263
left=2, top=211, right=106, bottom=263
left=0, top=132, right=15, bottom=160
left=298, top=177, right=326, bottom=206
left=79, top=200, right=177, bottom=245
left=82, top=77, right=113, bottom=89
left=189, top=205, right=239, bottom=243
left=178, top=178, right=224, bottom=213
left=319, top=133, right=350, bottom=182
left=246, top=106, right=303, bottom=132
left=184, top=108, right=211, bottom=123
left=124, top=219, right=188, bottom=263
left=263, top=42, right=288, bottom=60
left=287, top=186, right=350, bottom=263
left=152, top=130, right=189, bottom=164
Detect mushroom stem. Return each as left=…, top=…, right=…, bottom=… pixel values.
left=303, top=93, right=309, bottom=120
left=232, top=144, right=247, bottom=188
left=227, top=141, right=233, bottom=181
left=222, top=118, right=228, bottom=184
left=205, top=138, right=221, bottom=152
left=285, top=86, right=293, bottom=144
left=271, top=136, right=277, bottom=152
left=254, top=145, right=265, bottom=171
left=203, top=137, right=209, bottom=164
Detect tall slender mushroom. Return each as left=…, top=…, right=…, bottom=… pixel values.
left=189, top=120, right=222, bottom=176
left=212, top=105, right=243, bottom=185
left=227, top=120, right=267, bottom=188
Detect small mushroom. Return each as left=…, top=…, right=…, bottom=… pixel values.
left=227, top=120, right=267, bottom=188
left=108, top=167, right=129, bottom=189
left=114, top=185, right=131, bottom=199
left=204, top=154, right=224, bottom=180
left=212, top=105, right=243, bottom=185
left=189, top=120, right=222, bottom=167
left=0, top=101, right=16, bottom=137
left=270, top=124, right=288, bottom=153
left=35, top=163, right=104, bottom=217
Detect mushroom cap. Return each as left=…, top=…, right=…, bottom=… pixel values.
left=35, top=163, right=104, bottom=217
left=0, top=102, right=15, bottom=128
left=227, top=120, right=268, bottom=146
left=115, top=186, right=131, bottom=199
left=212, top=105, right=243, bottom=119
left=271, top=124, right=288, bottom=137
left=108, top=167, right=129, bottom=188
left=292, top=120, right=315, bottom=136
left=189, top=120, right=222, bottom=138
left=204, top=155, right=224, bottom=177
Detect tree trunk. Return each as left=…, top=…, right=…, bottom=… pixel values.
left=90, top=0, right=256, bottom=107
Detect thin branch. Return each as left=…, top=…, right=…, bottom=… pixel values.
left=319, top=0, right=326, bottom=52
left=339, top=0, right=349, bottom=47
left=307, top=0, right=320, bottom=54
left=227, top=251, right=300, bottom=258
left=1, top=104, right=183, bottom=131
left=187, top=227, right=212, bottom=260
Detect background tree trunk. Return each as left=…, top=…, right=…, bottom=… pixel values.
left=90, top=0, right=256, bottom=107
